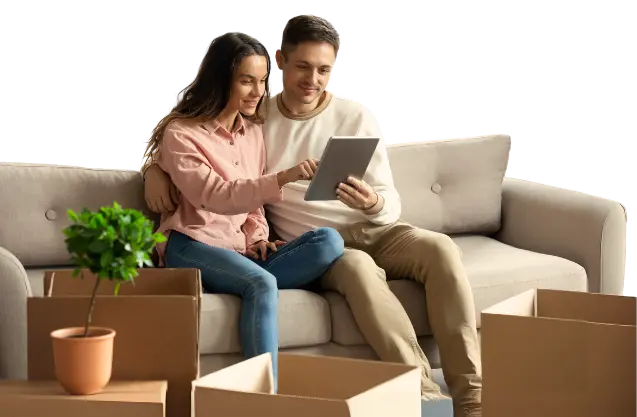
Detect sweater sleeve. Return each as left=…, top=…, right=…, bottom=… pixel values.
left=355, top=106, right=402, bottom=225
left=157, top=126, right=283, bottom=215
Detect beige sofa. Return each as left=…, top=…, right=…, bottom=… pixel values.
left=0, top=134, right=627, bottom=382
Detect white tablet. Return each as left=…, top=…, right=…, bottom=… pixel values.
left=304, top=136, right=380, bottom=201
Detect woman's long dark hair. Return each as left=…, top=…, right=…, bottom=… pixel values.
left=143, top=32, right=271, bottom=166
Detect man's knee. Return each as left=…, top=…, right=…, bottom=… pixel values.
left=322, top=248, right=388, bottom=294
left=336, top=249, right=378, bottom=276
left=411, top=231, right=462, bottom=262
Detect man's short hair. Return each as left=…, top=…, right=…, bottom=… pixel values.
left=281, top=15, right=340, bottom=56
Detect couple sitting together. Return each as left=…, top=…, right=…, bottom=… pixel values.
left=141, top=14, right=482, bottom=417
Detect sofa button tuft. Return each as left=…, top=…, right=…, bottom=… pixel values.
left=431, top=183, right=442, bottom=194
left=45, top=209, right=58, bottom=221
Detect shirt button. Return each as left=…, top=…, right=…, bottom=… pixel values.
left=236, top=230, right=241, bottom=234
left=234, top=161, right=239, bottom=166
left=230, top=141, right=235, bottom=145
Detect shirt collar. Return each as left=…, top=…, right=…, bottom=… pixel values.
left=202, top=113, right=246, bottom=136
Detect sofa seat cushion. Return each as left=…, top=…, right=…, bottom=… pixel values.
left=199, top=289, right=331, bottom=354
left=327, top=235, right=587, bottom=346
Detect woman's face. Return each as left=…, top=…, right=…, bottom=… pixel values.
left=228, top=55, right=268, bottom=116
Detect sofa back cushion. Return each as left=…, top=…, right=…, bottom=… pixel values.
left=387, top=134, right=511, bottom=235
left=0, top=163, right=157, bottom=267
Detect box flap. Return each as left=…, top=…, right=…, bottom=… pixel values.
left=481, top=289, right=536, bottom=317
left=0, top=381, right=166, bottom=417
left=278, top=353, right=418, bottom=400
left=537, top=289, right=636, bottom=326
left=194, top=388, right=350, bottom=417
left=346, top=364, right=421, bottom=417
left=44, top=268, right=201, bottom=297
left=194, top=353, right=273, bottom=394
left=482, top=290, right=636, bottom=417
left=194, top=353, right=421, bottom=417
left=0, top=380, right=166, bottom=403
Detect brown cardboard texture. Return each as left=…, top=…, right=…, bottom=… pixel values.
left=193, top=352, right=421, bottom=417
left=27, top=268, right=201, bottom=417
left=0, top=380, right=167, bottom=417
left=481, top=289, right=636, bottom=417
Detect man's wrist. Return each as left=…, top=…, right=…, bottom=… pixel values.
left=363, top=192, right=379, bottom=211
left=363, top=192, right=384, bottom=215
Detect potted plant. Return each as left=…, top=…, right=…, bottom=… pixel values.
left=51, top=201, right=166, bottom=395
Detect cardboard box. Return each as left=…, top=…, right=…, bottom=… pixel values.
left=0, top=380, right=167, bottom=417
left=481, top=289, right=636, bottom=417
left=192, top=352, right=421, bottom=417
left=27, top=268, right=201, bottom=417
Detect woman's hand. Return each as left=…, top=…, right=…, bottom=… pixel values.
left=245, top=240, right=286, bottom=261
left=276, top=159, right=319, bottom=186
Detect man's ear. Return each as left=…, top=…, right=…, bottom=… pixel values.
left=275, top=50, right=284, bottom=70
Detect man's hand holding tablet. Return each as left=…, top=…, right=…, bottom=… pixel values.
left=336, top=176, right=381, bottom=213
left=304, top=136, right=380, bottom=203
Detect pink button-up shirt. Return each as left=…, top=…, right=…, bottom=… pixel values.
left=154, top=114, right=283, bottom=261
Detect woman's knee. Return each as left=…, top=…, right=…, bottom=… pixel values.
left=243, top=271, right=278, bottom=301
left=313, top=227, right=345, bottom=262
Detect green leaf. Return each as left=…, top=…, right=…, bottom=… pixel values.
left=88, top=240, right=109, bottom=253
left=154, top=233, right=167, bottom=243
left=68, top=209, right=79, bottom=223
left=100, top=251, right=113, bottom=268
left=114, top=282, right=121, bottom=296
left=62, top=202, right=161, bottom=299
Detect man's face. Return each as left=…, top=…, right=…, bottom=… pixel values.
left=276, top=41, right=336, bottom=108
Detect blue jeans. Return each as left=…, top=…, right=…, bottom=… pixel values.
left=163, top=227, right=344, bottom=391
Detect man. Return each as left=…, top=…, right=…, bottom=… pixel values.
left=143, top=15, right=482, bottom=416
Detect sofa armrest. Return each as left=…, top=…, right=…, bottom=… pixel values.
left=495, top=178, right=627, bottom=295
left=0, top=246, right=30, bottom=379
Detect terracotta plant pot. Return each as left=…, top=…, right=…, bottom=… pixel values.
left=50, top=327, right=116, bottom=395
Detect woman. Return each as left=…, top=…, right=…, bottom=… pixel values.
left=142, top=32, right=344, bottom=389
